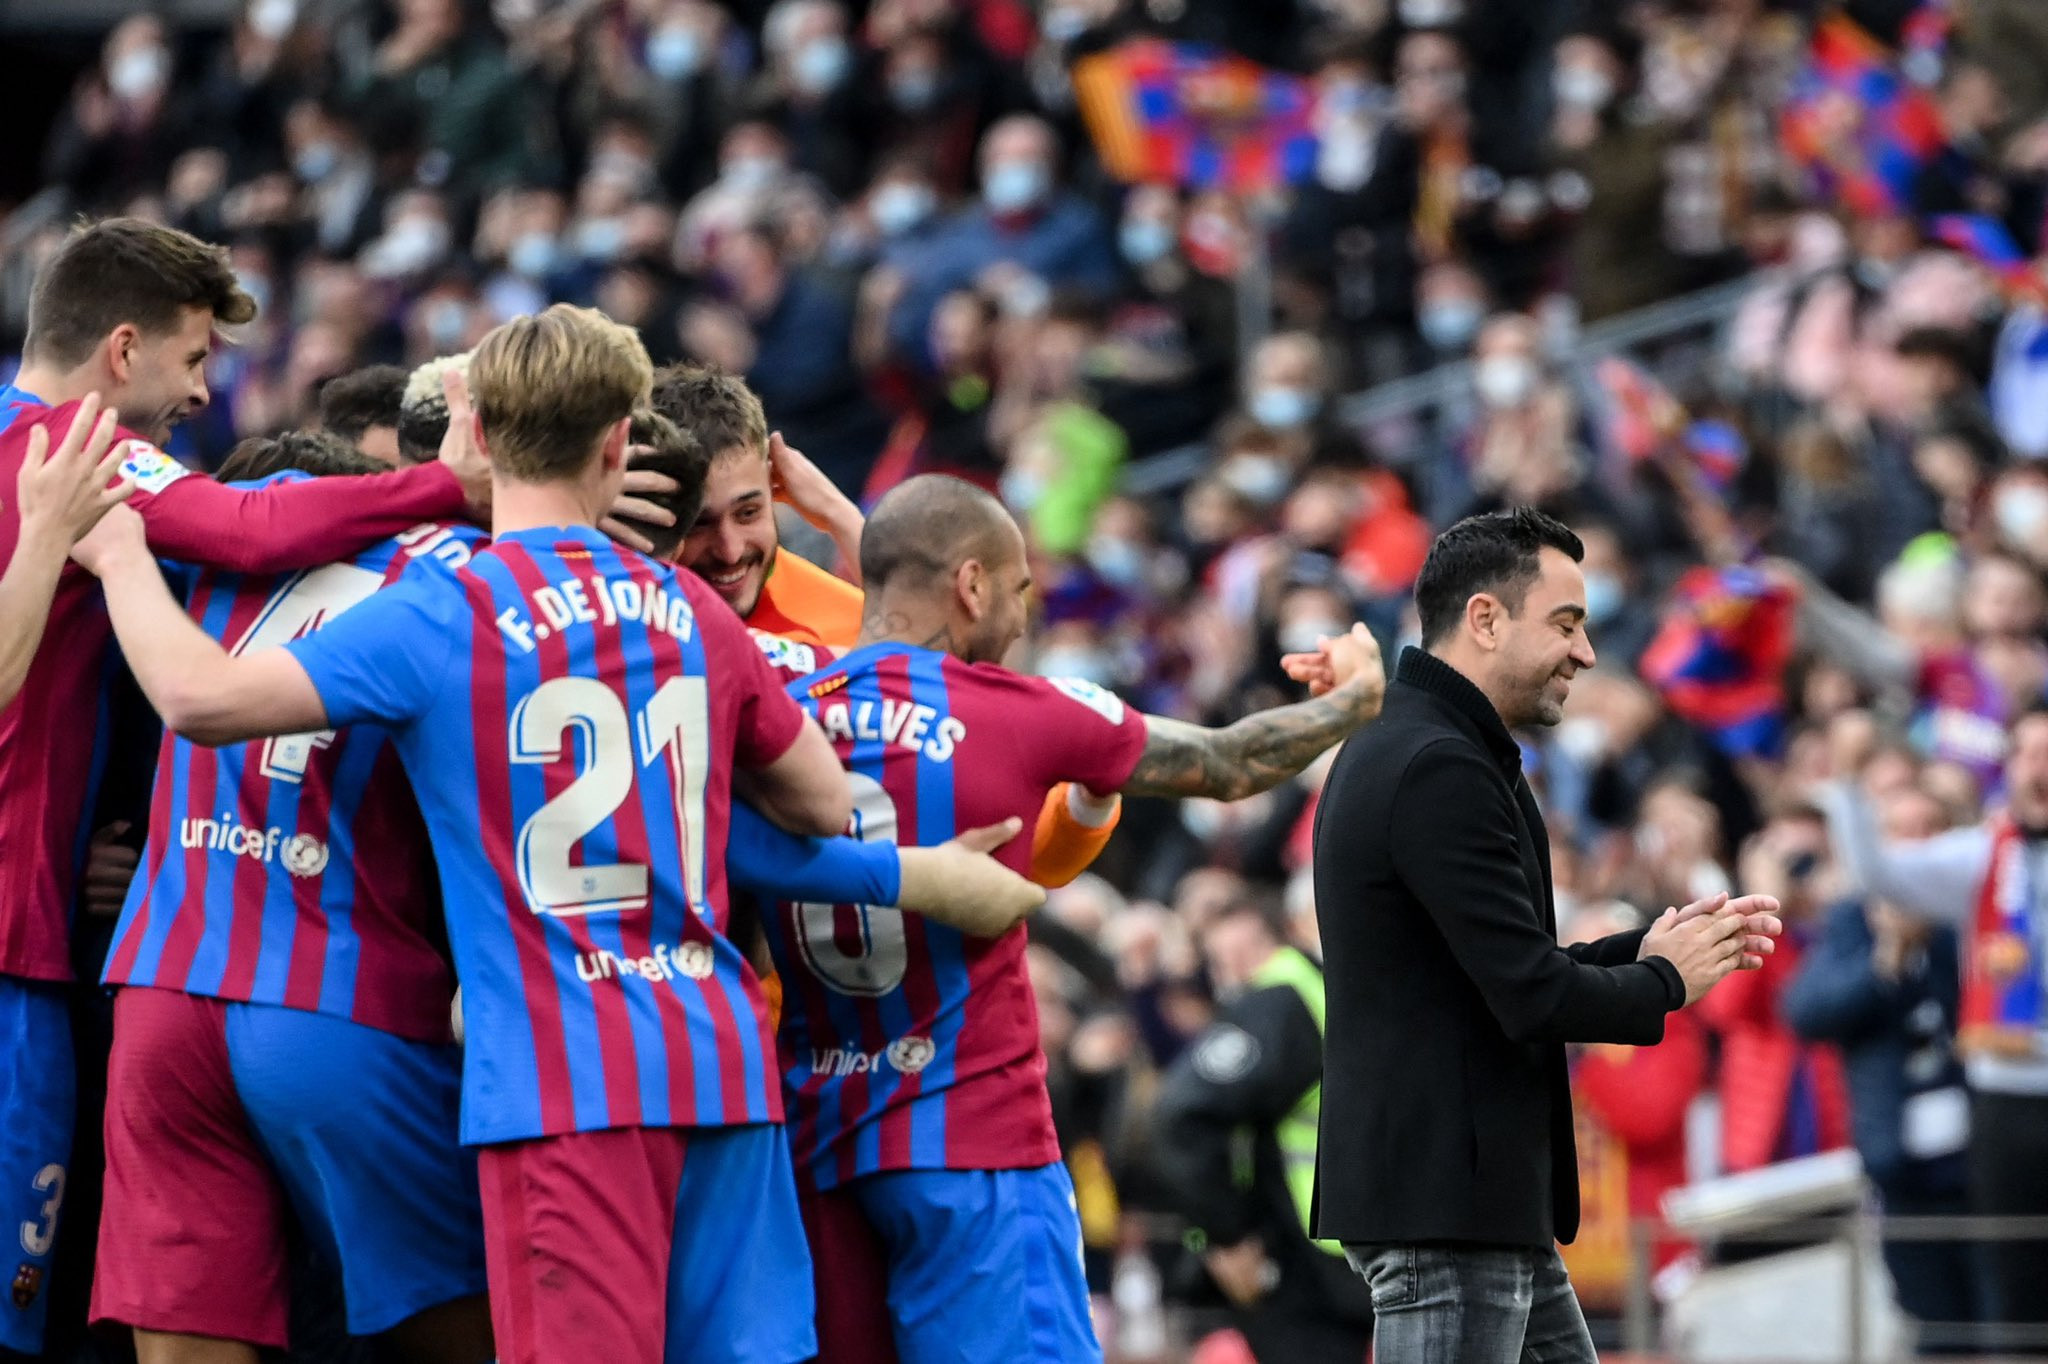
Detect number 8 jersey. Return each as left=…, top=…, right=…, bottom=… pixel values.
left=765, top=642, right=1148, bottom=1189
left=285, top=525, right=806, bottom=1145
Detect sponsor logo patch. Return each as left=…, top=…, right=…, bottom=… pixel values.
left=1046, top=676, right=1126, bottom=725
left=115, top=440, right=191, bottom=494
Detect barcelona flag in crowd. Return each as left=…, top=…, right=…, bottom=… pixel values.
left=1779, top=10, right=1946, bottom=217
left=1640, top=566, right=1797, bottom=759
left=1071, top=39, right=1319, bottom=195
left=1931, top=214, right=2048, bottom=305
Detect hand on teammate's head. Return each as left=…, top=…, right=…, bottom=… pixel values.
left=435, top=366, right=491, bottom=518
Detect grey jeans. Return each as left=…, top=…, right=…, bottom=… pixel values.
left=1344, top=1242, right=1597, bottom=1363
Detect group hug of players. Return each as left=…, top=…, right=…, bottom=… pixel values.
left=0, top=218, right=1389, bottom=1364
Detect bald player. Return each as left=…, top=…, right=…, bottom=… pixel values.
left=649, top=365, right=1117, bottom=887
left=766, top=475, right=1385, bottom=1363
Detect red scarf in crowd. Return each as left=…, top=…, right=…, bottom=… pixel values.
left=1959, top=815, right=2044, bottom=1059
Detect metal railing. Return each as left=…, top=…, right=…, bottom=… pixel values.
left=1621, top=1211, right=2048, bottom=1360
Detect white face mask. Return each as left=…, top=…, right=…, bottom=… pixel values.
left=871, top=182, right=935, bottom=237
left=722, top=156, right=783, bottom=193
left=1037, top=647, right=1116, bottom=686
left=1474, top=354, right=1538, bottom=409
left=1316, top=129, right=1376, bottom=192
left=1553, top=65, right=1614, bottom=111
left=1221, top=454, right=1292, bottom=505
left=109, top=46, right=169, bottom=102
left=374, top=216, right=450, bottom=276
left=792, top=36, right=851, bottom=94
left=1554, top=715, right=1609, bottom=766
left=248, top=0, right=297, bottom=40
left=1279, top=618, right=1348, bottom=656
left=1399, top=0, right=1463, bottom=27
left=647, top=26, right=705, bottom=81
left=1996, top=484, right=2048, bottom=547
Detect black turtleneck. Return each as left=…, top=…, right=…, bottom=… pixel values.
left=1394, top=647, right=1524, bottom=775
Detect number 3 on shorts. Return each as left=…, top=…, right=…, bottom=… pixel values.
left=19, top=1163, right=63, bottom=1258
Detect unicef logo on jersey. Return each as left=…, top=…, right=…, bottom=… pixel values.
left=282, top=834, right=330, bottom=879
left=885, top=1036, right=936, bottom=1074
left=177, top=814, right=327, bottom=879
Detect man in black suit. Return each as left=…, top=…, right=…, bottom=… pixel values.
left=1306, top=508, right=1783, bottom=1362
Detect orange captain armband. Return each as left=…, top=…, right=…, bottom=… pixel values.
left=1029, top=783, right=1121, bottom=888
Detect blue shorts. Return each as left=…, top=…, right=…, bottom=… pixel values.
left=847, top=1163, right=1100, bottom=1364
left=94, top=988, right=486, bottom=1344
left=479, top=1122, right=815, bottom=1364
left=0, top=977, right=74, bottom=1355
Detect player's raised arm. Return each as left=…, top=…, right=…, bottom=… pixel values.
left=1118, top=624, right=1387, bottom=801
left=0, top=394, right=132, bottom=709
left=70, top=505, right=328, bottom=745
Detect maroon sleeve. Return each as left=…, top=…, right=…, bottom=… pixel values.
left=1005, top=671, right=1149, bottom=793
left=98, top=413, right=469, bottom=573
left=699, top=584, right=807, bottom=768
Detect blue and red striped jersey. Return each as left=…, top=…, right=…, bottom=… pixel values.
left=287, top=525, right=805, bottom=1145
left=102, top=480, right=482, bottom=1042
left=764, top=642, right=1148, bottom=1187
left=0, top=388, right=469, bottom=983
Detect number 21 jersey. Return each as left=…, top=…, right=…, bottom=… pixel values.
left=287, top=525, right=805, bottom=1145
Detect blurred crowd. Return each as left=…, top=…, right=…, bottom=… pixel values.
left=13, top=0, right=2048, bottom=1356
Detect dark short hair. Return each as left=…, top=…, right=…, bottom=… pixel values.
left=649, top=364, right=767, bottom=464
left=26, top=218, right=256, bottom=368
left=1894, top=325, right=1984, bottom=384
left=860, top=474, right=1017, bottom=592
left=316, top=365, right=407, bottom=443
left=216, top=430, right=386, bottom=484
left=1414, top=508, right=1584, bottom=649
left=616, top=410, right=710, bottom=561
left=1208, top=890, right=1291, bottom=944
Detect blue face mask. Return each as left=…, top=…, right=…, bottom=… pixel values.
left=722, top=156, right=781, bottom=192
left=1582, top=569, right=1624, bottom=625
left=426, top=299, right=468, bottom=352
left=1249, top=386, right=1320, bottom=430
left=1120, top=219, right=1174, bottom=266
left=237, top=272, right=273, bottom=320
left=890, top=69, right=940, bottom=112
left=984, top=161, right=1048, bottom=214
left=572, top=217, right=625, bottom=262
left=793, top=37, right=850, bottom=94
left=1000, top=466, right=1046, bottom=512
left=647, top=27, right=704, bottom=80
left=294, top=141, right=338, bottom=183
left=1419, top=298, right=1483, bottom=351
left=1087, top=535, right=1147, bottom=589
left=871, top=183, right=935, bottom=237
left=508, top=231, right=559, bottom=279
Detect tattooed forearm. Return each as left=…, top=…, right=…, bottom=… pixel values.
left=1120, top=686, right=1372, bottom=801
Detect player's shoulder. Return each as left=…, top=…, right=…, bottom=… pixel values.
left=0, top=396, right=180, bottom=486
left=949, top=659, right=1133, bottom=726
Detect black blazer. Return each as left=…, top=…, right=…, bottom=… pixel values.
left=1310, top=649, right=1685, bottom=1249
